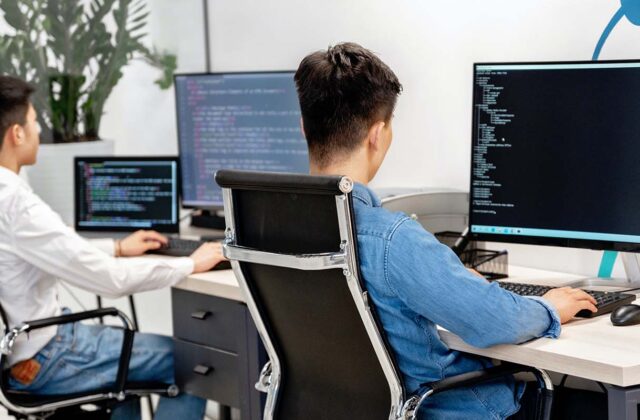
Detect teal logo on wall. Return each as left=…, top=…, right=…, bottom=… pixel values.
left=594, top=0, right=640, bottom=59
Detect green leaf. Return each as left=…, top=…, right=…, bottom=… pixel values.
left=0, top=0, right=177, bottom=139
left=1, top=1, right=28, bottom=31
left=130, top=1, right=146, bottom=17
left=130, top=10, right=148, bottom=24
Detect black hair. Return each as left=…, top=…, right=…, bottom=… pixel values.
left=294, top=42, right=402, bottom=167
left=0, top=75, right=35, bottom=148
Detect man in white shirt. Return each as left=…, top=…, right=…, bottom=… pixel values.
left=0, top=75, right=222, bottom=419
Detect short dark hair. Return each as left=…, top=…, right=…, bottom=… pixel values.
left=294, top=42, right=402, bottom=167
left=0, top=75, right=35, bottom=148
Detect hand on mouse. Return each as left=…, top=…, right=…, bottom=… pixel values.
left=542, top=287, right=598, bottom=323
left=117, top=230, right=169, bottom=257
left=190, top=242, right=228, bottom=273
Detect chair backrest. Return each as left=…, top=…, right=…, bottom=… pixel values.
left=216, top=170, right=404, bottom=420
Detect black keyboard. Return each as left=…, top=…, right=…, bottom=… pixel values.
left=152, top=238, right=204, bottom=256
left=498, top=281, right=636, bottom=318
left=149, top=238, right=231, bottom=270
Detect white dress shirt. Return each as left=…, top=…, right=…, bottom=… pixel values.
left=0, top=166, right=194, bottom=364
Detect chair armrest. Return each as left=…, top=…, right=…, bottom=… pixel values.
left=1, top=308, right=134, bottom=356
left=399, top=363, right=553, bottom=420
left=422, top=362, right=545, bottom=395
left=0, top=307, right=136, bottom=399
left=22, top=308, right=131, bottom=332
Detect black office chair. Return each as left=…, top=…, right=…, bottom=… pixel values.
left=216, top=169, right=553, bottom=420
left=0, top=306, right=178, bottom=419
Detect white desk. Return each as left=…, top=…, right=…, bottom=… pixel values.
left=437, top=265, right=640, bottom=420
left=177, top=265, right=640, bottom=420
left=175, top=269, right=243, bottom=302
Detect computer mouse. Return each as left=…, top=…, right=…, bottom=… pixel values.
left=610, top=304, right=640, bottom=326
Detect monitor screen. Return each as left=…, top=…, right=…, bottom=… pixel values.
left=174, top=72, right=309, bottom=208
left=75, top=157, right=180, bottom=233
left=469, top=60, right=640, bottom=252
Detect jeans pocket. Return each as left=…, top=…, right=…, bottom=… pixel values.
left=9, top=344, right=60, bottom=391
left=26, top=353, right=62, bottom=391
left=19, top=321, right=76, bottom=391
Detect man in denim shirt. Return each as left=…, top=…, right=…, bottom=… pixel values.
left=293, top=43, right=598, bottom=419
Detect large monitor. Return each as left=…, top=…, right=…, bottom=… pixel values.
left=469, top=60, right=640, bottom=253
left=174, top=71, right=309, bottom=208
left=75, top=157, right=180, bottom=233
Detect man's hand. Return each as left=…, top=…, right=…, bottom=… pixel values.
left=190, top=242, right=227, bottom=273
left=542, top=287, right=598, bottom=323
left=118, top=230, right=168, bottom=257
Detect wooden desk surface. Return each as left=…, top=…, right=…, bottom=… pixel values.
left=174, top=268, right=244, bottom=302
left=175, top=264, right=640, bottom=387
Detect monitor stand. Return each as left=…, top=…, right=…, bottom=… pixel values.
left=191, top=209, right=226, bottom=230
left=569, top=252, right=640, bottom=290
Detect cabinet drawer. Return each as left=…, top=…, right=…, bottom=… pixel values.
left=172, top=288, right=245, bottom=352
left=174, top=339, right=239, bottom=406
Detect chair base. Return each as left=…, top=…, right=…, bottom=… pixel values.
left=9, top=400, right=114, bottom=420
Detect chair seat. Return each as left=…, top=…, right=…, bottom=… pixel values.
left=4, top=381, right=172, bottom=408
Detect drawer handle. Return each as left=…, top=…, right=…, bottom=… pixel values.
left=193, top=364, right=213, bottom=376
left=191, top=310, right=212, bottom=320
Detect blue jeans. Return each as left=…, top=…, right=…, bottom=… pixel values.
left=8, top=319, right=206, bottom=420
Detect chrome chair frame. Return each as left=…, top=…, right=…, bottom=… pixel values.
left=220, top=171, right=553, bottom=420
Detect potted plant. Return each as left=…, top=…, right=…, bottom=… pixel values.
left=0, top=0, right=177, bottom=223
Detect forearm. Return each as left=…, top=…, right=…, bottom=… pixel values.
left=59, top=254, right=195, bottom=298
left=87, top=238, right=116, bottom=256
left=387, top=220, right=560, bottom=348
left=459, top=289, right=561, bottom=348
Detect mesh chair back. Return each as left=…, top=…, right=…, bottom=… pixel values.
left=217, top=170, right=403, bottom=420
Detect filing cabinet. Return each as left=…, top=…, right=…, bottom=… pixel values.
left=172, top=288, right=266, bottom=420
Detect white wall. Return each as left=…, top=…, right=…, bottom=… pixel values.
left=99, top=0, right=207, bottom=156
left=203, top=0, right=636, bottom=190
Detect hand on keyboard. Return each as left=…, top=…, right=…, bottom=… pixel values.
left=499, top=282, right=636, bottom=319
left=119, top=230, right=168, bottom=256
left=147, top=237, right=230, bottom=271
left=190, top=242, right=227, bottom=273
left=541, top=287, right=598, bottom=323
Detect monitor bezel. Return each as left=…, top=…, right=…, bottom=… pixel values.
left=74, top=156, right=181, bottom=234
left=468, top=58, right=640, bottom=253
left=173, top=70, right=298, bottom=210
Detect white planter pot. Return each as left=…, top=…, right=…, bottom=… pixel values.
left=24, top=139, right=115, bottom=225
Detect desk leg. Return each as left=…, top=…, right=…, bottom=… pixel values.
left=607, top=385, right=640, bottom=420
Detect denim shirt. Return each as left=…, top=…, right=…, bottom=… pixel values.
left=351, top=183, right=561, bottom=419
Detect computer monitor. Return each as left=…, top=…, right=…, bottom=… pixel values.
left=174, top=71, right=309, bottom=209
left=75, top=157, right=180, bottom=233
left=469, top=60, right=640, bottom=253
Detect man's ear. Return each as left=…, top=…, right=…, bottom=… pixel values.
left=368, top=121, right=386, bottom=150
left=7, top=124, right=22, bottom=146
